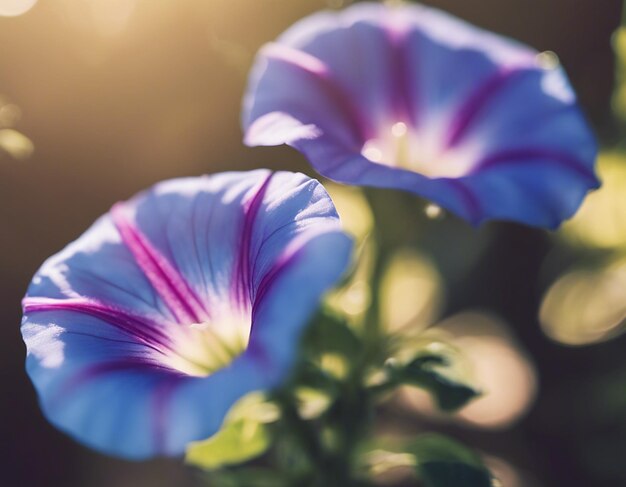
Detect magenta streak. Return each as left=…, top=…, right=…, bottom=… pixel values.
left=246, top=244, right=303, bottom=372
left=111, top=204, right=208, bottom=325
left=67, top=360, right=182, bottom=455
left=386, top=26, right=415, bottom=126
left=251, top=245, right=302, bottom=325
left=232, top=174, right=273, bottom=308
left=51, top=358, right=184, bottom=409
left=444, top=67, right=529, bottom=148
left=264, top=45, right=374, bottom=145
left=471, top=148, right=600, bottom=185
left=23, top=297, right=173, bottom=352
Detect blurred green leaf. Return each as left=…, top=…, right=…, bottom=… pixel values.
left=389, top=342, right=480, bottom=411
left=185, top=393, right=278, bottom=470
left=186, top=418, right=271, bottom=470
left=303, top=307, right=362, bottom=359
left=410, top=434, right=492, bottom=487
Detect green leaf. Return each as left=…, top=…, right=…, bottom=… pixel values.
left=410, top=434, right=492, bottom=487
left=303, top=307, right=362, bottom=358
left=185, top=393, right=278, bottom=470
left=390, top=341, right=480, bottom=411
left=185, top=419, right=271, bottom=470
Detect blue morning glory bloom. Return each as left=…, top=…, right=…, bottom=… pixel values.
left=21, top=170, right=352, bottom=459
left=242, top=2, right=599, bottom=228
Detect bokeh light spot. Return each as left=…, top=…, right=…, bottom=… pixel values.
left=540, top=259, right=626, bottom=346
left=381, top=250, right=443, bottom=333
left=0, top=128, right=34, bottom=160
left=0, top=0, right=37, bottom=17
left=398, top=312, right=538, bottom=430
left=561, top=152, right=626, bottom=249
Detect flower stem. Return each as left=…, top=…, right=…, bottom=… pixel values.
left=274, top=389, right=358, bottom=485
left=362, top=188, right=401, bottom=358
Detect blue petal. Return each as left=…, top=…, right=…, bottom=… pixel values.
left=22, top=171, right=352, bottom=459
left=242, top=2, right=599, bottom=227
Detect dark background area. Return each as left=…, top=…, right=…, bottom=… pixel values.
left=0, top=1, right=624, bottom=486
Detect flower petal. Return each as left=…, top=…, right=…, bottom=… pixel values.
left=22, top=170, right=352, bottom=458
left=242, top=2, right=598, bottom=227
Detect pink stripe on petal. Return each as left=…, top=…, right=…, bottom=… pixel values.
left=384, top=26, right=416, bottom=125
left=232, top=173, right=273, bottom=308
left=52, top=358, right=183, bottom=405
left=111, top=204, right=209, bottom=325
left=472, top=147, right=600, bottom=185
left=23, top=296, right=173, bottom=351
left=261, top=43, right=375, bottom=143
left=444, top=66, right=530, bottom=148
left=251, top=242, right=303, bottom=324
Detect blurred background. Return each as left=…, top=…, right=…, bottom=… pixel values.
left=0, top=0, right=624, bottom=486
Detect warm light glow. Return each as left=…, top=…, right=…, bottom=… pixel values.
left=424, top=203, right=444, bottom=220
left=535, top=50, right=560, bottom=70
left=562, top=152, right=626, bottom=249
left=381, top=249, right=443, bottom=332
left=457, top=335, right=537, bottom=428
left=391, top=121, right=408, bottom=137
left=0, top=103, right=22, bottom=128
left=324, top=182, right=373, bottom=241
left=323, top=183, right=374, bottom=322
left=397, top=312, right=537, bottom=430
left=89, top=0, right=137, bottom=37
left=362, top=142, right=384, bottom=163
left=0, top=128, right=34, bottom=160
left=540, top=259, right=626, bottom=346
left=0, top=0, right=37, bottom=17
left=63, top=0, right=137, bottom=39
left=325, top=243, right=372, bottom=322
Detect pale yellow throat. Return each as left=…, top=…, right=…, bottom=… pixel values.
left=361, top=121, right=478, bottom=179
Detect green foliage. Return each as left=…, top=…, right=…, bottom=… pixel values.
left=186, top=418, right=271, bottom=470
left=387, top=342, right=481, bottom=411
left=410, top=434, right=493, bottom=487
left=302, top=306, right=362, bottom=359
left=185, top=394, right=278, bottom=470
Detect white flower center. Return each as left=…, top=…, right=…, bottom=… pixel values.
left=361, top=121, right=479, bottom=179
left=163, top=313, right=252, bottom=377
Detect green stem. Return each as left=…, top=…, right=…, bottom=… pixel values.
left=274, top=390, right=325, bottom=468
left=274, top=390, right=356, bottom=485
left=362, top=188, right=400, bottom=358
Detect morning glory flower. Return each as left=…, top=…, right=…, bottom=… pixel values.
left=242, top=2, right=599, bottom=228
left=21, top=170, right=352, bottom=459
